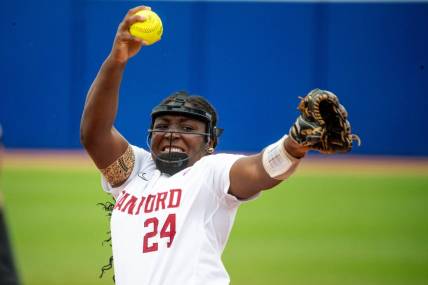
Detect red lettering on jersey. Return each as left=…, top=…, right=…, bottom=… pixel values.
left=143, top=214, right=177, bottom=253
left=143, top=217, right=158, bottom=253
left=121, top=195, right=138, bottom=214
left=135, top=196, right=146, bottom=215
left=114, top=192, right=130, bottom=211
left=115, top=189, right=182, bottom=216
left=155, top=191, right=168, bottom=211
left=144, top=194, right=156, bottom=213
left=160, top=213, right=176, bottom=247
left=168, top=189, right=182, bottom=208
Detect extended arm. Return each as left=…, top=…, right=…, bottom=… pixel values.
left=229, top=88, right=360, bottom=199
left=80, top=6, right=149, bottom=170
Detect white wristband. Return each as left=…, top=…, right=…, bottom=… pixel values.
left=262, top=135, right=300, bottom=180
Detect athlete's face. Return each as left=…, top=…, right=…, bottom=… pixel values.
left=150, top=115, right=211, bottom=167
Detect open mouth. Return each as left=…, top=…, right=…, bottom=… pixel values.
left=161, top=146, right=185, bottom=153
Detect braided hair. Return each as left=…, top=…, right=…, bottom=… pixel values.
left=98, top=201, right=115, bottom=282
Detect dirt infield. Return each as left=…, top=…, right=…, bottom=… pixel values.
left=2, top=149, right=428, bottom=175
left=1, top=149, right=95, bottom=170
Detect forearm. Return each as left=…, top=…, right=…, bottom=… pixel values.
left=80, top=56, right=127, bottom=146
left=230, top=153, right=281, bottom=199
left=229, top=135, right=307, bottom=199
left=80, top=6, right=148, bottom=169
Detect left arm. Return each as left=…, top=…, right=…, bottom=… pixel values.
left=229, top=136, right=307, bottom=200
left=229, top=88, right=359, bottom=200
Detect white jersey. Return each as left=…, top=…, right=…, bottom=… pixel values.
left=101, top=145, right=252, bottom=285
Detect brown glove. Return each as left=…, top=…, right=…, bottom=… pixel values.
left=289, top=88, right=361, bottom=154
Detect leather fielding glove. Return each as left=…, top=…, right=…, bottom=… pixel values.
left=289, top=88, right=361, bottom=154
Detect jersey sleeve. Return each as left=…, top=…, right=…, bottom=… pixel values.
left=201, top=153, right=259, bottom=208
left=101, top=145, right=151, bottom=199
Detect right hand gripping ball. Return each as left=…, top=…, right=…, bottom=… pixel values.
left=129, top=10, right=163, bottom=45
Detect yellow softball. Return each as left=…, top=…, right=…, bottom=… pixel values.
left=129, top=10, right=163, bottom=45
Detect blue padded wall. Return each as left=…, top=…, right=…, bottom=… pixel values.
left=1, top=1, right=427, bottom=155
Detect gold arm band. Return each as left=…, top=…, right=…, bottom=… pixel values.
left=101, top=145, right=135, bottom=187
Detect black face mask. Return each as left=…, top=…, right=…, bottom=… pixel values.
left=149, top=92, right=224, bottom=175
left=147, top=129, right=208, bottom=176
left=154, top=151, right=190, bottom=176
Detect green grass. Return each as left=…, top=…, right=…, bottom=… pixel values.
left=1, top=167, right=428, bottom=285
left=1, top=168, right=114, bottom=285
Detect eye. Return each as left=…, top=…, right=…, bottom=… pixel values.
left=153, top=123, right=168, bottom=131
left=182, top=125, right=195, bottom=132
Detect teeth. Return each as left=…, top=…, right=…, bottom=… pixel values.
left=162, top=147, right=184, bottom=153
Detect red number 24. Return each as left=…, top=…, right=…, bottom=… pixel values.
left=143, top=214, right=176, bottom=253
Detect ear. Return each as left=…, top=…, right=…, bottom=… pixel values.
left=208, top=135, right=217, bottom=149
left=205, top=136, right=215, bottom=154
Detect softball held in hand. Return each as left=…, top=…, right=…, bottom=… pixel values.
left=130, top=10, right=163, bottom=45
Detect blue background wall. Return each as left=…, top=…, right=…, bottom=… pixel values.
left=1, top=0, right=427, bottom=155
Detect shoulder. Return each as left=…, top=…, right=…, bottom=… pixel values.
left=191, top=153, right=249, bottom=205
left=130, top=144, right=150, bottom=158
left=197, top=153, right=245, bottom=166
left=192, top=153, right=246, bottom=176
left=130, top=145, right=152, bottom=166
left=101, top=145, right=154, bottom=198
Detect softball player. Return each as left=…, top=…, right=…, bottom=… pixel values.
left=81, top=6, right=308, bottom=285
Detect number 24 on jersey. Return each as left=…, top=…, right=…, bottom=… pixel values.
left=143, top=213, right=176, bottom=253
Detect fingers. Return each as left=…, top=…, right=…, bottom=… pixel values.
left=116, top=6, right=153, bottom=45
left=119, top=14, right=145, bottom=34
left=136, top=38, right=149, bottom=46
left=126, top=5, right=151, bottom=17
left=109, top=6, right=152, bottom=62
left=116, top=31, right=145, bottom=45
left=123, top=5, right=151, bottom=29
left=118, top=5, right=151, bottom=33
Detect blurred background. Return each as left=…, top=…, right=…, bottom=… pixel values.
left=0, top=0, right=427, bottom=284
left=1, top=0, right=428, bottom=154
